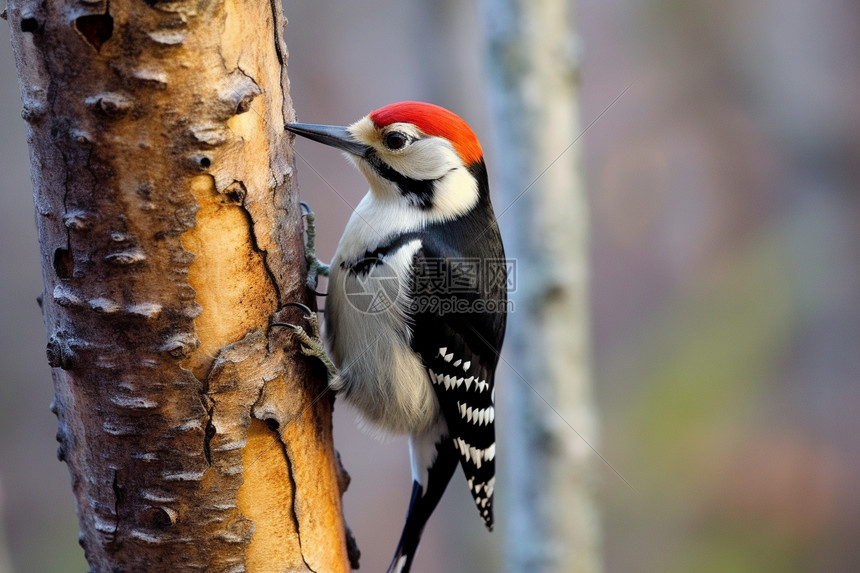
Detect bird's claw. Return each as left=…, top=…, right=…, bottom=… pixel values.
left=273, top=302, right=336, bottom=376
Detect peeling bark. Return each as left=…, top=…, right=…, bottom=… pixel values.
left=5, top=0, right=353, bottom=570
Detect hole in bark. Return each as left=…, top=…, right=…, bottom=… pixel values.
left=265, top=418, right=279, bottom=431
left=75, top=13, right=113, bottom=52
left=223, top=181, right=247, bottom=204
left=203, top=419, right=215, bottom=465
left=144, top=507, right=174, bottom=529
left=20, top=17, right=38, bottom=32
left=236, top=95, right=255, bottom=115
left=53, top=248, right=73, bottom=279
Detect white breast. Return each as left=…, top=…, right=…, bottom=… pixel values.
left=325, top=230, right=439, bottom=435
left=332, top=191, right=427, bottom=263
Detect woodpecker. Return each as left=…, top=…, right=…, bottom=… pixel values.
left=286, top=102, right=506, bottom=573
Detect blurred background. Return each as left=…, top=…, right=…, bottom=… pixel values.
left=2, top=0, right=860, bottom=571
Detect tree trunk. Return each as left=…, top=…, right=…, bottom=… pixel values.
left=479, top=0, right=602, bottom=571
left=4, top=0, right=354, bottom=570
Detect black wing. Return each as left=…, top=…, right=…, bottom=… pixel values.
left=408, top=192, right=507, bottom=529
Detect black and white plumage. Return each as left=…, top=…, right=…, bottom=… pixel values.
left=287, top=101, right=506, bottom=573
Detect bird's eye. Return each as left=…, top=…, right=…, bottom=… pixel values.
left=384, top=131, right=409, bottom=151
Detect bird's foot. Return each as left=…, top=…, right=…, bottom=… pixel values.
left=301, top=201, right=330, bottom=290
left=273, top=302, right=336, bottom=377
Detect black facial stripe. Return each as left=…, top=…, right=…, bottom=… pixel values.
left=365, top=149, right=438, bottom=210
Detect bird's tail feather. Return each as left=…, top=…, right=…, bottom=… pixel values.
left=386, top=445, right=458, bottom=573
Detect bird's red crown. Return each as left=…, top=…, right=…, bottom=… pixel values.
left=369, top=101, right=484, bottom=166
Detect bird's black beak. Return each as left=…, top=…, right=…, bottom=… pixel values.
left=285, top=123, right=371, bottom=158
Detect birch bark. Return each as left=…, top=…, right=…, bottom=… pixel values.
left=5, top=0, right=353, bottom=569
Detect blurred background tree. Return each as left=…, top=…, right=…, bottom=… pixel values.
left=2, top=0, right=859, bottom=571
left=480, top=0, right=601, bottom=571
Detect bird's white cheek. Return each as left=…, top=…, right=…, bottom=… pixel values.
left=386, top=144, right=460, bottom=181
left=429, top=167, right=480, bottom=220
